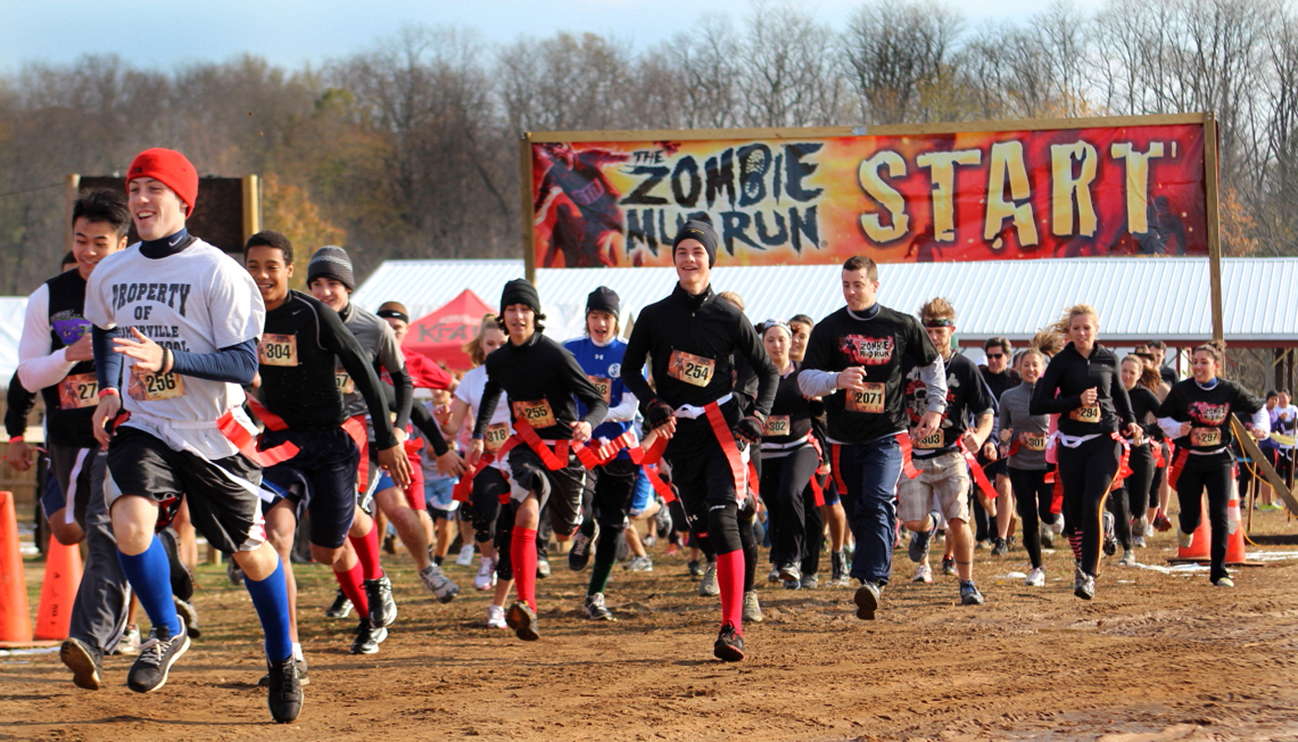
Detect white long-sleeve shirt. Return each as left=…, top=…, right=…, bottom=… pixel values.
left=17, top=283, right=77, bottom=393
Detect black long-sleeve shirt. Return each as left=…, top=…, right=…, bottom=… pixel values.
left=1128, top=385, right=1163, bottom=440
left=255, top=290, right=397, bottom=450
left=761, top=362, right=821, bottom=446
left=1030, top=342, right=1135, bottom=436
left=5, top=371, right=36, bottom=440
left=1157, top=378, right=1263, bottom=453
left=475, top=331, right=608, bottom=441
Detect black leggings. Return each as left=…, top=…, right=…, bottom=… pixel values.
left=759, top=446, right=820, bottom=568
left=1111, top=443, right=1155, bottom=545
left=1057, top=436, right=1120, bottom=576
left=589, top=460, right=638, bottom=570
left=1175, top=451, right=1234, bottom=582
left=800, top=481, right=825, bottom=577
left=470, top=467, right=515, bottom=580
left=1008, top=467, right=1056, bottom=569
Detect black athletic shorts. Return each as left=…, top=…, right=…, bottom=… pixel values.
left=105, top=425, right=265, bottom=554
left=502, top=444, right=586, bottom=537
left=259, top=427, right=360, bottom=549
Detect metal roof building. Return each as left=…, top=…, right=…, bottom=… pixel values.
left=354, top=257, right=1298, bottom=348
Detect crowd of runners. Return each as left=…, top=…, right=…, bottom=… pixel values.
left=8, top=147, right=1293, bottom=724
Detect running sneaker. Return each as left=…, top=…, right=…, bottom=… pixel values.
left=127, top=621, right=189, bottom=693
left=173, top=596, right=202, bottom=639
left=536, top=558, right=552, bottom=579
left=1024, top=567, right=1046, bottom=587
left=800, top=573, right=819, bottom=590
left=1132, top=534, right=1147, bottom=549
left=325, top=589, right=353, bottom=619
left=853, top=581, right=881, bottom=620
left=1144, top=518, right=1156, bottom=537
left=688, top=559, right=704, bottom=578
left=383, top=532, right=397, bottom=555
left=767, top=566, right=782, bottom=583
left=456, top=544, right=475, bottom=566
left=486, top=604, right=508, bottom=628
left=623, top=555, right=653, bottom=572
left=114, top=624, right=141, bottom=655
left=567, top=521, right=599, bottom=571
left=60, top=637, right=103, bottom=690
left=227, top=561, right=244, bottom=586
left=1118, top=549, right=1138, bottom=567
left=941, top=555, right=956, bottom=576
left=713, top=622, right=745, bottom=662
left=783, top=578, right=800, bottom=590
left=363, top=574, right=398, bottom=627
left=506, top=601, right=540, bottom=641
left=1154, top=511, right=1173, bottom=532
left=742, top=591, right=763, bottom=623
left=1102, top=512, right=1117, bottom=556
left=698, top=562, right=719, bottom=597
left=1133, top=516, right=1149, bottom=542
left=1177, top=529, right=1195, bottom=549
left=912, top=562, right=933, bottom=583
left=990, top=537, right=1008, bottom=557
left=158, top=527, right=194, bottom=602
left=1074, top=563, right=1095, bottom=601
left=350, top=618, right=387, bottom=655
left=654, top=502, right=673, bottom=538
left=474, top=556, right=497, bottom=591
left=1213, top=576, right=1235, bottom=588
left=1040, top=528, right=1054, bottom=550
left=778, top=562, right=801, bottom=584
left=419, top=563, right=460, bottom=604
left=959, top=581, right=985, bottom=606
left=583, top=592, right=615, bottom=621
left=258, top=655, right=310, bottom=688
left=265, top=655, right=304, bottom=724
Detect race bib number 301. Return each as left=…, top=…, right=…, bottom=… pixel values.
left=846, top=382, right=885, bottom=414
left=128, top=366, right=185, bottom=402
left=58, top=372, right=98, bottom=410
left=259, top=333, right=298, bottom=367
left=667, top=350, right=715, bottom=388
left=1020, top=431, right=1047, bottom=452
left=513, top=399, right=557, bottom=429
left=1070, top=405, right=1101, bottom=423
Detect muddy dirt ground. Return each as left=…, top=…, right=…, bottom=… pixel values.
left=5, top=507, right=1298, bottom=742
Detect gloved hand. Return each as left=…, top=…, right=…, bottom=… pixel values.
left=646, top=399, right=675, bottom=429
left=733, top=415, right=764, bottom=445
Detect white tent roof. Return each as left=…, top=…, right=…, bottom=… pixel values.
left=0, top=297, right=28, bottom=383
left=354, top=257, right=1298, bottom=347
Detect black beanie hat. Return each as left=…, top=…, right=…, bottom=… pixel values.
left=586, top=286, right=620, bottom=317
left=672, top=219, right=719, bottom=267
left=500, top=278, right=542, bottom=314
left=307, top=245, right=355, bottom=291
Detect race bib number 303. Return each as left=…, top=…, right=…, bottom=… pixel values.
left=58, top=372, right=98, bottom=410
left=128, top=366, right=185, bottom=402
left=915, top=428, right=944, bottom=450
left=667, top=350, right=715, bottom=388
left=259, top=333, right=298, bottom=367
left=846, top=382, right=885, bottom=414
left=512, top=399, right=557, bottom=429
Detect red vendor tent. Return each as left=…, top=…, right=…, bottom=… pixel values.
left=402, top=289, right=496, bottom=372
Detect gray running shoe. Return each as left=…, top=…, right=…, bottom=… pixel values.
left=778, top=562, right=801, bottom=584
left=60, top=638, right=103, bottom=690
left=698, top=562, right=719, bottom=597
left=908, top=526, right=933, bottom=563
left=325, top=589, right=353, bottom=619
left=350, top=618, right=387, bottom=655
left=800, top=573, right=819, bottom=590
left=742, top=590, right=763, bottom=622
left=568, top=521, right=599, bottom=571
left=583, top=592, right=615, bottom=621
left=363, top=574, right=398, bottom=627
left=959, top=581, right=985, bottom=606
left=506, top=601, right=540, bottom=641
left=419, top=563, right=460, bottom=604
left=623, top=555, right=653, bottom=572
left=1074, top=562, right=1095, bottom=600
left=853, top=581, right=881, bottom=620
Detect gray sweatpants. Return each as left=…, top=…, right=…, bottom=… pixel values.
left=67, top=450, right=130, bottom=655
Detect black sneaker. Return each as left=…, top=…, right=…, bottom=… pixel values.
left=506, top=601, right=540, bottom=641
left=687, top=559, right=704, bottom=578
left=60, top=638, right=103, bottom=690
left=908, top=527, right=933, bottom=563
left=259, top=655, right=310, bottom=687
left=350, top=618, right=387, bottom=655
left=173, top=596, right=202, bottom=639
left=990, top=537, right=1008, bottom=557
left=713, top=622, right=745, bottom=662
left=265, top=655, right=304, bottom=724
left=126, top=622, right=190, bottom=693
left=363, top=574, right=397, bottom=628
left=158, top=527, right=194, bottom=602
left=853, top=581, right=881, bottom=620
left=325, top=589, right=353, bottom=619
left=568, top=521, right=599, bottom=571
left=582, top=592, right=615, bottom=621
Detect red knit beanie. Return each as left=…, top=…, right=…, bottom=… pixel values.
left=126, top=148, right=198, bottom=216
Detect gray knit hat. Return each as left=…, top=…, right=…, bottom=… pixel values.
left=307, top=245, right=355, bottom=291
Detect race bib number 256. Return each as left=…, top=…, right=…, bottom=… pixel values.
left=128, top=366, right=185, bottom=402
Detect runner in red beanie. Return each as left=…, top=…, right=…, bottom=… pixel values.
left=126, top=148, right=198, bottom=216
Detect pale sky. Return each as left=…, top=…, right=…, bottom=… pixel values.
left=2, top=0, right=1057, bottom=72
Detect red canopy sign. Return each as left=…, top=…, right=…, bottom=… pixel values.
left=402, top=289, right=496, bottom=372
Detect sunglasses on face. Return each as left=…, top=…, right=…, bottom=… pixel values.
left=986, top=353, right=1005, bottom=359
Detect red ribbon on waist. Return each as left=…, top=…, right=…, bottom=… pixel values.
left=1111, top=432, right=1133, bottom=482
left=643, top=463, right=676, bottom=504
left=219, top=408, right=300, bottom=468
left=510, top=419, right=570, bottom=471
left=702, top=401, right=748, bottom=502
left=627, top=432, right=669, bottom=467
left=896, top=432, right=920, bottom=480
left=958, top=439, right=998, bottom=504
left=573, top=431, right=638, bottom=469
left=1167, top=447, right=1190, bottom=488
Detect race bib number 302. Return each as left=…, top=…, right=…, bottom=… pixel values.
left=846, top=382, right=885, bottom=414
left=513, top=399, right=557, bottom=429
left=128, top=366, right=185, bottom=402
left=1070, top=405, right=1101, bottom=423
left=58, top=372, right=98, bottom=410
left=765, top=415, right=791, bottom=436
left=667, top=350, right=715, bottom=388
left=259, top=333, right=298, bottom=367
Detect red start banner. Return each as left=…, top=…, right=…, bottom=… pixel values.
left=525, top=114, right=1212, bottom=268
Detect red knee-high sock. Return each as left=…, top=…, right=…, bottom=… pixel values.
left=717, top=549, right=745, bottom=635
left=350, top=522, right=383, bottom=580
left=334, top=562, right=370, bottom=616
left=512, top=528, right=538, bottom=612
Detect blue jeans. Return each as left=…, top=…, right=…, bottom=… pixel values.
left=836, top=435, right=902, bottom=585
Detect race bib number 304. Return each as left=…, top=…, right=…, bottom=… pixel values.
left=513, top=399, right=557, bottom=429
left=259, top=333, right=298, bottom=367
left=58, top=372, right=98, bottom=410
left=667, top=350, right=715, bottom=388
left=128, top=366, right=185, bottom=402
left=846, top=382, right=885, bottom=414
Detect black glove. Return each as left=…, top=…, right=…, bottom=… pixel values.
left=646, top=399, right=675, bottom=429
left=733, top=415, right=764, bottom=445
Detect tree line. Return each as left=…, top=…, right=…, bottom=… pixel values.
left=1, top=0, right=1296, bottom=298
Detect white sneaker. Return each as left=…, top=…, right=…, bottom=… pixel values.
left=456, top=544, right=475, bottom=567
left=1118, top=549, right=1138, bottom=567
left=1177, top=529, right=1195, bottom=549
left=912, top=562, right=933, bottom=583
left=1024, top=567, right=1045, bottom=587
left=485, top=604, right=507, bottom=628
left=474, top=556, right=497, bottom=591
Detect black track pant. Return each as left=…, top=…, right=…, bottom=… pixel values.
left=760, top=446, right=819, bottom=568
left=1057, top=436, right=1120, bottom=577
left=1175, top=451, right=1234, bottom=583
left=1008, top=467, right=1055, bottom=569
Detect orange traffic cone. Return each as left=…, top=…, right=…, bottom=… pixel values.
left=33, top=537, right=83, bottom=640
left=0, top=490, right=34, bottom=643
left=1225, top=488, right=1247, bottom=565
left=1177, top=497, right=1211, bottom=560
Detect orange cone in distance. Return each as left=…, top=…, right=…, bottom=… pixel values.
left=33, top=536, right=83, bottom=641
left=1178, top=497, right=1211, bottom=560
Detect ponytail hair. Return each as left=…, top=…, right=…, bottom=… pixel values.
left=1050, top=303, right=1099, bottom=337
left=1192, top=339, right=1227, bottom=368
left=463, top=314, right=503, bottom=367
